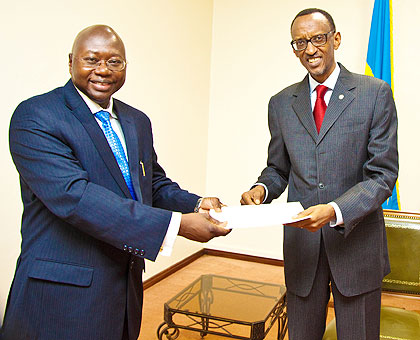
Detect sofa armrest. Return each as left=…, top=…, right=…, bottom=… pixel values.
left=383, top=210, right=420, bottom=294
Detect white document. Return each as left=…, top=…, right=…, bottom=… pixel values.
left=210, top=202, right=310, bottom=229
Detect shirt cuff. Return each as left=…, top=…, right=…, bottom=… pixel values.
left=254, top=183, right=268, bottom=203
left=160, top=212, right=182, bottom=256
left=328, top=202, right=343, bottom=227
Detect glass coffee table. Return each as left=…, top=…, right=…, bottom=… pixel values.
left=157, top=274, right=287, bottom=340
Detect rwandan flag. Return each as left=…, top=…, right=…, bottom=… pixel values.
left=365, top=0, right=400, bottom=210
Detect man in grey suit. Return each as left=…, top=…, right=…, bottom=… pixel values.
left=241, top=8, right=398, bottom=340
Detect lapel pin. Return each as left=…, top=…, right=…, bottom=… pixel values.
left=339, top=94, right=344, bottom=100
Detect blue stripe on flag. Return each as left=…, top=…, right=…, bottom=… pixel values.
left=366, top=0, right=400, bottom=210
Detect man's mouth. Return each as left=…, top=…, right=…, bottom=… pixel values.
left=90, top=80, right=113, bottom=90
left=308, top=57, right=321, bottom=64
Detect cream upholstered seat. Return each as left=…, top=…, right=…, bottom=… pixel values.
left=323, top=210, right=420, bottom=340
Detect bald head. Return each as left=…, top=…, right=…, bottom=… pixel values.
left=69, top=25, right=127, bottom=108
left=71, top=25, right=125, bottom=58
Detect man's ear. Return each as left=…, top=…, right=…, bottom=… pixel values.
left=333, top=32, right=341, bottom=50
left=68, top=53, right=73, bottom=76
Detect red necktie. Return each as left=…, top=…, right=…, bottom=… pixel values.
left=313, top=85, right=328, bottom=133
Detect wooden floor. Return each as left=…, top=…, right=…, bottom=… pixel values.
left=139, top=254, right=420, bottom=340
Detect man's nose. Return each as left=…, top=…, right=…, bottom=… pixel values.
left=305, top=41, right=317, bottom=55
left=94, top=60, right=112, bottom=74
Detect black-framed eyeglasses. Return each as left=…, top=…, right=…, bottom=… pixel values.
left=291, top=31, right=335, bottom=51
left=73, top=56, right=127, bottom=72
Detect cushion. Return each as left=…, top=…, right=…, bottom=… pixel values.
left=383, top=220, right=420, bottom=294
left=322, top=306, right=420, bottom=340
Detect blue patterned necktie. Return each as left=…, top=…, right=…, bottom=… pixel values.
left=95, top=110, right=137, bottom=200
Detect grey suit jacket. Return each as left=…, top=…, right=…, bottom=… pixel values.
left=258, top=64, right=398, bottom=298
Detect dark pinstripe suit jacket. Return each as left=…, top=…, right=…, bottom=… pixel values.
left=1, top=80, right=199, bottom=340
left=257, top=64, right=398, bottom=298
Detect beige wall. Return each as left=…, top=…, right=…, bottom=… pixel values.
left=1, top=0, right=419, bottom=321
left=205, top=0, right=420, bottom=256
left=0, top=0, right=213, bottom=316
left=393, top=1, right=420, bottom=211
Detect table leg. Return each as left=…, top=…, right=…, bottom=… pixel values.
left=157, top=322, right=180, bottom=340
left=277, top=311, right=288, bottom=340
left=199, top=316, right=209, bottom=337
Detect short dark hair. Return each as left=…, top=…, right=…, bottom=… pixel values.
left=291, top=8, right=336, bottom=32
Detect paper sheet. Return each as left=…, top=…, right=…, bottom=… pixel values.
left=209, top=202, right=310, bottom=229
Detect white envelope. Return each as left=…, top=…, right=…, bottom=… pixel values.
left=209, top=202, right=310, bottom=229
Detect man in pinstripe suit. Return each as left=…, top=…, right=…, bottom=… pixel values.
left=241, top=8, right=398, bottom=340
left=1, top=25, right=229, bottom=340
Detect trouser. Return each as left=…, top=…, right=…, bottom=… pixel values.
left=287, top=239, right=382, bottom=340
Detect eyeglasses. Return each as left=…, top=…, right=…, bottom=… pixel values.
left=74, top=56, right=127, bottom=72
left=291, top=31, right=335, bottom=51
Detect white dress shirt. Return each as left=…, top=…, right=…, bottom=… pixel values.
left=308, top=62, right=340, bottom=109
left=76, top=87, right=181, bottom=256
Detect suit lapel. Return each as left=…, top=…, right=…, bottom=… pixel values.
left=292, top=65, right=357, bottom=145
left=63, top=81, right=132, bottom=199
left=115, top=101, right=143, bottom=203
left=292, top=76, right=318, bottom=143
left=317, top=65, right=356, bottom=143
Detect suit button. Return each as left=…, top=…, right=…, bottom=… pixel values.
left=128, top=246, right=133, bottom=253
left=140, top=249, right=145, bottom=256
left=134, top=248, right=139, bottom=255
left=318, top=183, right=325, bottom=189
left=123, top=244, right=128, bottom=251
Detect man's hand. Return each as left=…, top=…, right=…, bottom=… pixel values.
left=284, top=204, right=336, bottom=232
left=179, top=213, right=230, bottom=242
left=240, top=185, right=265, bottom=205
left=198, top=197, right=225, bottom=213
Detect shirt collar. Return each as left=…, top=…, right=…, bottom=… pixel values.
left=308, top=62, right=341, bottom=93
left=74, top=86, right=117, bottom=119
